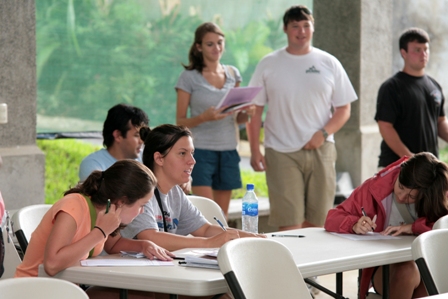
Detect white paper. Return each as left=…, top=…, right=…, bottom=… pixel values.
left=330, top=232, right=401, bottom=241
left=80, top=258, right=174, bottom=267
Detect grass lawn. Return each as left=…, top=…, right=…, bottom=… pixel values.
left=37, top=139, right=268, bottom=204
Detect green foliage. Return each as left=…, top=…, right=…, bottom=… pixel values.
left=37, top=139, right=268, bottom=204
left=439, top=147, right=448, bottom=164
left=231, top=170, right=268, bottom=199
left=37, top=139, right=101, bottom=204
left=36, top=0, right=286, bottom=131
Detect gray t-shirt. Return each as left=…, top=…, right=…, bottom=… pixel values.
left=175, top=65, right=242, bottom=150
left=121, top=185, right=207, bottom=238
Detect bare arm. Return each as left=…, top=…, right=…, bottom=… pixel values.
left=377, top=120, right=413, bottom=157
left=304, top=103, right=351, bottom=150
left=136, top=226, right=240, bottom=251
left=176, top=89, right=230, bottom=128
left=245, top=105, right=266, bottom=171
left=104, top=233, right=173, bottom=260
left=437, top=116, right=448, bottom=142
left=43, top=212, right=108, bottom=276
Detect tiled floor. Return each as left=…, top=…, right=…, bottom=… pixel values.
left=313, top=270, right=359, bottom=299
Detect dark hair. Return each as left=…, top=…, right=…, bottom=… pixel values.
left=65, top=160, right=157, bottom=235
left=399, top=152, right=448, bottom=223
left=140, top=124, right=192, bottom=171
left=283, top=5, right=314, bottom=27
left=103, top=104, right=149, bottom=148
left=183, top=22, right=224, bottom=72
left=399, top=28, right=430, bottom=52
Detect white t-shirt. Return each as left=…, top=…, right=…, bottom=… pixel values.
left=249, top=47, right=358, bottom=153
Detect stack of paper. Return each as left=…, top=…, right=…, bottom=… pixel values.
left=174, top=248, right=220, bottom=269
left=80, top=258, right=174, bottom=267
left=179, top=255, right=219, bottom=269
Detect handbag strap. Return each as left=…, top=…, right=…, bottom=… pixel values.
left=154, top=188, right=168, bottom=232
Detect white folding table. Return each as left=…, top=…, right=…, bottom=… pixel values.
left=39, top=228, right=415, bottom=299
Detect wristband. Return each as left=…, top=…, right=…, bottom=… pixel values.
left=94, top=226, right=106, bottom=238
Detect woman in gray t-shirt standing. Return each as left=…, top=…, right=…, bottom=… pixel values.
left=175, top=22, right=252, bottom=218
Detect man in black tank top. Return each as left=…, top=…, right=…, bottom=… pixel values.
left=375, top=28, right=448, bottom=167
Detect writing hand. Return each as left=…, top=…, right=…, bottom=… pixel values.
left=352, top=216, right=377, bottom=234
left=206, top=230, right=240, bottom=247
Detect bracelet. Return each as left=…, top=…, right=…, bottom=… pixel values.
left=94, top=226, right=106, bottom=238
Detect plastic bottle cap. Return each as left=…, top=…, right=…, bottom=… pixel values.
left=246, top=183, right=254, bottom=191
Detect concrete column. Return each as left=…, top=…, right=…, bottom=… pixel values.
left=313, top=0, right=393, bottom=186
left=0, top=0, right=45, bottom=209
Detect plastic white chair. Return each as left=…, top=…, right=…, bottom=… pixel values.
left=411, top=229, right=448, bottom=295
left=11, top=204, right=52, bottom=255
left=217, top=238, right=312, bottom=299
left=433, top=215, right=448, bottom=229
left=187, top=195, right=228, bottom=227
left=0, top=277, right=88, bottom=298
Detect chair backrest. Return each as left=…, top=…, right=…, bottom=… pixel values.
left=0, top=277, right=88, bottom=298
left=187, top=195, right=228, bottom=227
left=11, top=204, right=52, bottom=255
left=411, top=229, right=448, bottom=295
left=433, top=215, right=448, bottom=229
left=217, top=238, right=312, bottom=299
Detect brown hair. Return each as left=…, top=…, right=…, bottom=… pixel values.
left=399, top=152, right=448, bottom=223
left=399, top=28, right=430, bottom=52
left=65, top=160, right=157, bottom=235
left=140, top=124, right=192, bottom=171
left=283, top=5, right=314, bottom=27
left=183, top=22, right=224, bottom=72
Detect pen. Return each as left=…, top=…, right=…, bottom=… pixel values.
left=361, top=207, right=374, bottom=231
left=214, top=216, right=227, bottom=231
left=271, top=234, right=305, bottom=238
left=361, top=207, right=367, bottom=217
left=106, top=199, right=111, bottom=214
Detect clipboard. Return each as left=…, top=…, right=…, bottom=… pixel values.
left=216, top=86, right=263, bottom=113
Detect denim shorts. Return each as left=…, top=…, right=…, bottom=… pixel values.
left=191, top=149, right=242, bottom=190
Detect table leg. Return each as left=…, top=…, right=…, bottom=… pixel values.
left=120, top=289, right=128, bottom=299
left=382, top=265, right=390, bottom=299
left=336, top=272, right=343, bottom=295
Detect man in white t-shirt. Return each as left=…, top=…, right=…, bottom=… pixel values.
left=247, top=5, right=357, bottom=231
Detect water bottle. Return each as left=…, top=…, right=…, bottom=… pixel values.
left=242, top=183, right=258, bottom=233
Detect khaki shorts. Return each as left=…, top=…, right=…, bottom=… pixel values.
left=265, top=142, right=337, bottom=227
